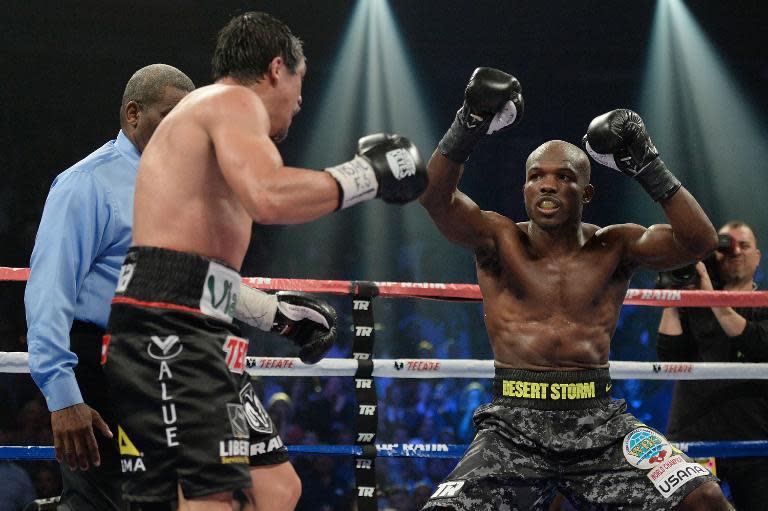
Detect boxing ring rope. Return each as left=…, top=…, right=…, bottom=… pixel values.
left=3, top=440, right=768, bottom=462
left=3, top=267, right=768, bottom=507
left=3, top=266, right=768, bottom=306
left=2, top=352, right=768, bottom=380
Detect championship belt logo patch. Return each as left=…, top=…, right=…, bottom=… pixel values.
left=622, top=427, right=673, bottom=469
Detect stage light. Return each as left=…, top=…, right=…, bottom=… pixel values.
left=640, top=0, right=768, bottom=234
left=303, top=0, right=434, bottom=165
left=289, top=0, right=439, bottom=283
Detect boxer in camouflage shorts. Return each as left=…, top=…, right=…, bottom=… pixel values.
left=419, top=69, right=732, bottom=509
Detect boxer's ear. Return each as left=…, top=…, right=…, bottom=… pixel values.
left=124, top=100, right=141, bottom=128
left=267, top=56, right=283, bottom=85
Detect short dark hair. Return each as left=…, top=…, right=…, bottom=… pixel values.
left=526, top=140, right=591, bottom=184
left=120, top=64, right=195, bottom=127
left=212, top=11, right=304, bottom=84
left=722, top=220, right=758, bottom=244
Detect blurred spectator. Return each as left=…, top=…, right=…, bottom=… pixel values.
left=296, top=455, right=349, bottom=511
left=382, top=484, right=412, bottom=511
left=412, top=480, right=433, bottom=509
left=437, top=427, right=456, bottom=445
left=380, top=381, right=409, bottom=437
left=431, top=381, right=459, bottom=428
left=0, top=461, right=37, bottom=510
left=268, top=391, right=295, bottom=441
left=417, top=340, right=436, bottom=359
left=413, top=381, right=434, bottom=418
left=33, top=464, right=61, bottom=500
left=657, top=220, right=768, bottom=510
left=16, top=398, right=49, bottom=446
left=298, top=377, right=355, bottom=442
left=426, top=457, right=455, bottom=487
left=457, top=381, right=489, bottom=443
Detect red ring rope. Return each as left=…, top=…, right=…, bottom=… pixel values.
left=2, top=267, right=767, bottom=307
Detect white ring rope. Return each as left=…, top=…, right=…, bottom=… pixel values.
left=1, top=352, right=766, bottom=379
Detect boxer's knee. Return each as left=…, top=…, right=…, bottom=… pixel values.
left=245, top=462, right=301, bottom=511
left=676, top=481, right=733, bottom=511
left=268, top=468, right=301, bottom=510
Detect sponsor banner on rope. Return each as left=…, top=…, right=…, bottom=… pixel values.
left=246, top=357, right=295, bottom=369
left=625, top=289, right=682, bottom=301
left=392, top=360, right=441, bottom=372
left=373, top=282, right=448, bottom=289
left=377, top=443, right=450, bottom=456
left=651, top=363, right=694, bottom=374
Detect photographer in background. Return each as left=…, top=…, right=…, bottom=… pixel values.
left=657, top=220, right=768, bottom=510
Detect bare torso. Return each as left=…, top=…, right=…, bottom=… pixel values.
left=477, top=216, right=632, bottom=370
left=133, top=86, right=255, bottom=270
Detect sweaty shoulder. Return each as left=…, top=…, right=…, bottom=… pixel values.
left=483, top=210, right=524, bottom=243
left=592, top=224, right=648, bottom=264
left=594, top=223, right=646, bottom=242
left=484, top=210, right=518, bottom=232
left=189, top=84, right=270, bottom=134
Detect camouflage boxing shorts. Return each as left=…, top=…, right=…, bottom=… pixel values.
left=422, top=368, right=717, bottom=510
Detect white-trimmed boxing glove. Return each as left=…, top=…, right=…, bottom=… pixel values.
left=582, top=109, right=681, bottom=202
left=325, top=133, right=428, bottom=209
left=235, top=285, right=337, bottom=364
left=438, top=67, right=524, bottom=163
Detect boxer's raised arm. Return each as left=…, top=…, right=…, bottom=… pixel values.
left=583, top=109, right=718, bottom=269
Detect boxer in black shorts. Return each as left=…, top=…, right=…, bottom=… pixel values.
left=104, top=246, right=336, bottom=504
left=419, top=68, right=733, bottom=509
left=106, top=10, right=426, bottom=508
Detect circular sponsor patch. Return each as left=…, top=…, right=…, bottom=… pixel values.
left=622, top=427, right=672, bottom=470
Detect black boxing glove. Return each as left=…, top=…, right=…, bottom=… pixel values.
left=271, top=291, right=337, bottom=365
left=234, top=286, right=336, bottom=364
left=325, top=133, right=428, bottom=209
left=438, top=67, right=524, bottom=163
left=582, top=109, right=681, bottom=201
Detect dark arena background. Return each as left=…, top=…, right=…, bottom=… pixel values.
left=1, top=1, right=767, bottom=510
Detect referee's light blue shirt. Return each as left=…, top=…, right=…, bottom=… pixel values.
left=25, top=130, right=139, bottom=412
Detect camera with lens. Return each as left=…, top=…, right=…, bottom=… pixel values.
left=655, top=233, right=735, bottom=289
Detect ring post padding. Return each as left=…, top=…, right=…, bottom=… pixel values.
left=351, top=281, right=379, bottom=511
left=351, top=281, right=377, bottom=359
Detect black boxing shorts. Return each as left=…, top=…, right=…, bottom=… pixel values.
left=422, top=368, right=717, bottom=511
left=103, top=246, right=287, bottom=503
